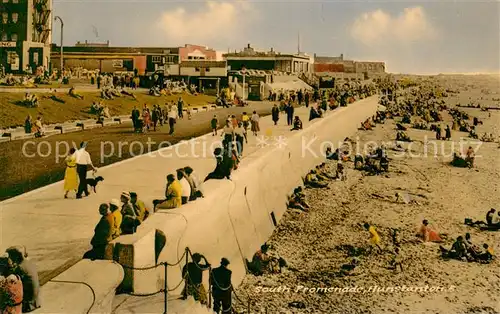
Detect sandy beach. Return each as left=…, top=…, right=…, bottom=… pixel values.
left=235, top=75, right=500, bottom=314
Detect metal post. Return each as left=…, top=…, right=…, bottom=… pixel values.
left=163, top=264, right=168, bottom=314
left=54, top=16, right=64, bottom=78
left=242, top=73, right=246, bottom=101
left=208, top=267, right=212, bottom=309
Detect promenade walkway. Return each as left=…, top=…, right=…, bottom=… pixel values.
left=0, top=97, right=378, bottom=286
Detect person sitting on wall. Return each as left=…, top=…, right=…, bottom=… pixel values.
left=291, top=116, right=303, bottom=131
left=130, top=192, right=150, bottom=222
left=184, top=166, right=204, bottom=199
left=205, top=147, right=233, bottom=181
left=83, top=203, right=114, bottom=260
left=154, top=174, right=183, bottom=210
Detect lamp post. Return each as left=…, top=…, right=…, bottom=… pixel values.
left=241, top=66, right=246, bottom=101
left=54, top=16, right=64, bottom=78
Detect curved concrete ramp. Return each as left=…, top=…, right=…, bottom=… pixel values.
left=33, top=260, right=124, bottom=313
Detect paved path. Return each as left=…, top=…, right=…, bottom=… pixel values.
left=0, top=97, right=378, bottom=285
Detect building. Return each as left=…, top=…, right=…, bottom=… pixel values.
left=224, top=44, right=312, bottom=74
left=178, top=60, right=228, bottom=95
left=178, top=44, right=217, bottom=61
left=74, top=40, right=110, bottom=48
left=1, top=0, right=52, bottom=74
left=51, top=45, right=180, bottom=75
left=354, top=61, right=386, bottom=77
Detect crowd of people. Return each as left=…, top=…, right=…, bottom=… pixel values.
left=131, top=98, right=190, bottom=134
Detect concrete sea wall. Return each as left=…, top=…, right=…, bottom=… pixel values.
left=109, top=97, right=379, bottom=296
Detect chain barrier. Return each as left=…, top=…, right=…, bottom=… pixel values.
left=185, top=248, right=253, bottom=313
left=114, top=246, right=254, bottom=313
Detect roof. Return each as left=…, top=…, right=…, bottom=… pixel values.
left=180, top=61, right=227, bottom=68
left=51, top=46, right=180, bottom=55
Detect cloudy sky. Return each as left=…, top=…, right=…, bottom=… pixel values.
left=52, top=0, right=499, bottom=74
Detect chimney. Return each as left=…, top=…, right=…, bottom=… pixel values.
left=270, top=47, right=274, bottom=53
left=247, top=43, right=251, bottom=49
left=340, top=53, right=344, bottom=60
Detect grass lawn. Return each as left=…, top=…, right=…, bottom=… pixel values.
left=0, top=91, right=216, bottom=128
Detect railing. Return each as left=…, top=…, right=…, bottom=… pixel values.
left=118, top=248, right=187, bottom=314
left=117, top=246, right=255, bottom=314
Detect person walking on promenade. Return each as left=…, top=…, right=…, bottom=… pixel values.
left=211, top=115, right=219, bottom=136
left=251, top=111, right=260, bottom=136
left=211, top=258, right=232, bottom=314
left=168, top=107, right=178, bottom=135
left=177, top=97, right=184, bottom=119
left=75, top=142, right=97, bottom=199
left=286, top=101, right=294, bottom=126
left=63, top=148, right=78, bottom=199
left=272, top=104, right=280, bottom=125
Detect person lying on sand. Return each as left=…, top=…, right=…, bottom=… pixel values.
left=338, top=258, right=361, bottom=276
left=417, top=220, right=443, bottom=243
left=465, top=208, right=499, bottom=230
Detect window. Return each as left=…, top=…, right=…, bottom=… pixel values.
left=195, top=67, right=200, bottom=72
left=12, top=13, right=18, bottom=23
left=151, top=56, right=161, bottom=63
left=1, top=32, right=7, bottom=41
left=2, top=13, right=7, bottom=24
left=205, top=67, right=210, bottom=72
left=11, top=33, right=17, bottom=41
left=33, top=52, right=38, bottom=63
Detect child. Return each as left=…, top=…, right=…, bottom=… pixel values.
left=187, top=104, right=192, bottom=120
left=211, top=115, right=218, bottom=136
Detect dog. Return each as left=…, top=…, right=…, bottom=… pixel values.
left=86, top=176, right=104, bottom=193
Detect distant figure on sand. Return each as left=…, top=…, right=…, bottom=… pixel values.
left=417, top=220, right=443, bottom=242
left=364, top=223, right=382, bottom=253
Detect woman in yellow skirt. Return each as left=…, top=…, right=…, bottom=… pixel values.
left=64, top=148, right=78, bottom=198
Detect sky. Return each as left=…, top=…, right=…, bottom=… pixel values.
left=52, top=0, right=500, bottom=74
